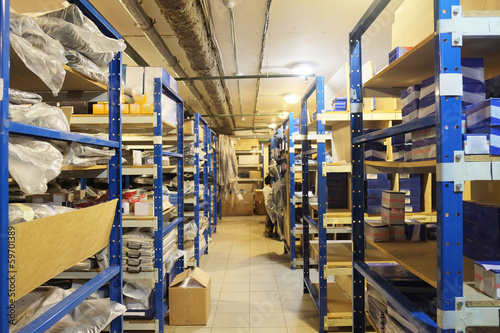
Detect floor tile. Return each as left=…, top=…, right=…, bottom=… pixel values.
left=249, top=311, right=286, bottom=328
left=212, top=313, right=250, bottom=328
left=219, top=291, right=250, bottom=302
left=216, top=301, right=250, bottom=314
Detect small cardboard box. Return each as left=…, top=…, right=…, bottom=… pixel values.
left=404, top=219, right=427, bottom=241
left=238, top=155, right=260, bottom=165
left=382, top=190, right=406, bottom=209
left=381, top=207, right=405, bottom=225
left=72, top=190, right=86, bottom=201
left=135, top=200, right=154, bottom=216
left=365, top=220, right=390, bottom=242
left=235, top=139, right=259, bottom=151
left=221, top=193, right=254, bottom=216
left=474, top=261, right=500, bottom=299
left=169, top=267, right=211, bottom=325
left=390, top=225, right=405, bottom=241
left=184, top=119, right=205, bottom=140
left=254, top=189, right=266, bottom=215
left=51, top=191, right=70, bottom=203
left=249, top=170, right=261, bottom=179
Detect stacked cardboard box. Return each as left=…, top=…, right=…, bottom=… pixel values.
left=463, top=99, right=500, bottom=155
left=381, top=190, right=406, bottom=241
left=463, top=200, right=500, bottom=261
left=392, top=133, right=411, bottom=162
left=364, top=129, right=386, bottom=161
left=388, top=46, right=411, bottom=65
left=399, top=174, right=421, bottom=213
left=412, top=127, right=436, bottom=161
left=326, top=173, right=348, bottom=209
left=404, top=219, right=426, bottom=241
left=365, top=174, right=390, bottom=215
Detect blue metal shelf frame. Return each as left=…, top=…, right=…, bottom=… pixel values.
left=0, top=1, right=124, bottom=332
left=193, top=113, right=210, bottom=267
left=301, top=76, right=327, bottom=332
left=349, top=0, right=476, bottom=332
left=209, top=131, right=218, bottom=235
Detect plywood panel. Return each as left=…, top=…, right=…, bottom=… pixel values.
left=13, top=200, right=118, bottom=300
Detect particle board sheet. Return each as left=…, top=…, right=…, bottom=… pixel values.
left=12, top=199, right=118, bottom=300
left=366, top=239, right=475, bottom=289
left=312, top=281, right=352, bottom=315
left=309, top=240, right=391, bottom=263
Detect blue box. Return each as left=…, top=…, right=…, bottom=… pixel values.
left=480, top=245, right=500, bottom=261
left=478, top=227, right=500, bottom=250
left=466, top=126, right=500, bottom=155
left=365, top=149, right=386, bottom=161
left=463, top=201, right=479, bottom=221
left=367, top=197, right=381, bottom=206
left=427, top=224, right=437, bottom=240
left=402, top=99, right=419, bottom=122
left=405, top=195, right=421, bottom=204
left=366, top=206, right=382, bottom=215
left=399, top=173, right=420, bottom=179
left=464, top=237, right=481, bottom=260
left=293, top=118, right=300, bottom=125
left=464, top=219, right=479, bottom=241
left=366, top=189, right=386, bottom=198
left=405, top=204, right=421, bottom=213
left=420, top=76, right=436, bottom=100
left=366, top=179, right=391, bottom=189
left=478, top=203, right=500, bottom=229
left=392, top=133, right=405, bottom=146
left=405, top=220, right=426, bottom=241
left=400, top=85, right=421, bottom=107
left=463, top=83, right=486, bottom=107
left=399, top=178, right=420, bottom=188
left=464, top=98, right=500, bottom=131
left=400, top=187, right=421, bottom=196
left=486, top=75, right=500, bottom=99
left=418, top=94, right=436, bottom=118
left=462, top=58, right=485, bottom=84
left=389, top=47, right=411, bottom=64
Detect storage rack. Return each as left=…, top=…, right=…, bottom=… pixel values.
left=209, top=131, right=218, bottom=235
left=349, top=1, right=500, bottom=332
left=0, top=0, right=123, bottom=331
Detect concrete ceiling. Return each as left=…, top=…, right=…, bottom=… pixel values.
left=11, top=0, right=400, bottom=138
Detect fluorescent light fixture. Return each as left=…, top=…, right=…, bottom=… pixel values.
left=268, top=124, right=277, bottom=129
left=279, top=112, right=288, bottom=119
left=284, top=93, right=299, bottom=104
left=241, top=116, right=246, bottom=121
left=292, top=63, right=314, bottom=75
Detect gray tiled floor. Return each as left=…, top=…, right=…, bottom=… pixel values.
left=165, top=215, right=319, bottom=332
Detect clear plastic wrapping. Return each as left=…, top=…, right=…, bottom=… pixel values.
left=217, top=135, right=240, bottom=203
left=9, top=89, right=42, bottom=105
left=184, top=221, right=198, bottom=241
left=263, top=186, right=277, bottom=223
left=64, top=48, right=108, bottom=86
left=123, top=279, right=154, bottom=310
left=11, top=286, right=126, bottom=333
left=63, top=142, right=115, bottom=167
left=32, top=5, right=126, bottom=67
left=9, top=137, right=64, bottom=195
left=9, top=103, right=70, bottom=132
left=8, top=203, right=75, bottom=225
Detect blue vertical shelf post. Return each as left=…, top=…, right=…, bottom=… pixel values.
left=288, top=113, right=297, bottom=269
left=203, top=120, right=209, bottom=254
left=212, top=133, right=218, bottom=233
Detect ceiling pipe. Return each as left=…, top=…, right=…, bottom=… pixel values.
left=227, top=3, right=243, bottom=116
left=204, top=113, right=285, bottom=117
left=118, top=0, right=225, bottom=128
left=252, top=0, right=273, bottom=130
left=175, top=73, right=316, bottom=81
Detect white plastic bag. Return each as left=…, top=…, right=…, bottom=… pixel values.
left=63, top=142, right=115, bottom=167
left=9, top=137, right=63, bottom=195
left=64, top=48, right=108, bottom=85
left=8, top=203, right=75, bottom=225
left=11, top=286, right=126, bottom=333
left=9, top=103, right=70, bottom=132
left=33, top=5, right=125, bottom=67
left=9, top=89, right=42, bottom=105
left=184, top=220, right=198, bottom=241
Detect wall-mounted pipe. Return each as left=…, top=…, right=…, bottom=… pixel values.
left=175, top=73, right=315, bottom=81
left=118, top=0, right=225, bottom=128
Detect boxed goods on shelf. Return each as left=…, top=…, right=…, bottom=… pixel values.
left=169, top=267, right=211, bottom=325
left=382, top=190, right=406, bottom=209
left=399, top=174, right=421, bottom=213
left=389, top=46, right=411, bottom=64
left=235, top=138, right=259, bottom=151
left=381, top=207, right=404, bottom=225
left=474, top=262, right=500, bottom=299
left=463, top=98, right=500, bottom=155
left=463, top=133, right=490, bottom=155
left=364, top=129, right=386, bottom=161
left=404, top=219, right=426, bottom=241
left=463, top=201, right=500, bottom=260
left=184, top=119, right=205, bottom=138
left=365, top=220, right=390, bottom=242
left=390, top=225, right=405, bottom=241
left=238, top=154, right=260, bottom=165
left=365, top=174, right=390, bottom=215
left=332, top=97, right=348, bottom=111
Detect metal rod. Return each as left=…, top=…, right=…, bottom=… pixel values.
left=203, top=113, right=285, bottom=117
left=176, top=73, right=315, bottom=81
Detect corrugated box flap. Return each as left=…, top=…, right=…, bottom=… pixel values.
left=192, top=267, right=210, bottom=287
left=170, top=270, right=190, bottom=287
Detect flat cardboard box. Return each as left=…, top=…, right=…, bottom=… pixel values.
left=238, top=155, right=260, bottom=165
left=382, top=190, right=406, bottom=209
left=254, top=189, right=266, bottom=215
left=475, top=262, right=500, bottom=299
left=169, top=267, right=211, bottom=325
left=12, top=200, right=118, bottom=300
left=235, top=139, right=259, bottom=151
left=184, top=119, right=205, bottom=140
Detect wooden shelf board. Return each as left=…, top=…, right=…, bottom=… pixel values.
left=364, top=33, right=500, bottom=97
left=71, top=114, right=176, bottom=133
left=365, top=160, right=436, bottom=174
left=61, top=165, right=107, bottom=171
left=310, top=240, right=391, bottom=264
left=464, top=155, right=500, bottom=162
left=312, top=281, right=353, bottom=315
left=10, top=48, right=107, bottom=92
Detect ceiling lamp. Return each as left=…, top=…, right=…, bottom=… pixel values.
left=292, top=63, right=314, bottom=75
left=279, top=112, right=288, bottom=119
left=268, top=124, right=277, bottom=129
left=284, top=93, right=300, bottom=104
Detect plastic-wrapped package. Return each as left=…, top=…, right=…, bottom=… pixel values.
left=217, top=135, right=240, bottom=203
left=32, top=5, right=125, bottom=67
left=10, top=286, right=126, bottom=333
left=9, top=137, right=63, bottom=195
left=63, top=142, right=115, bottom=167
left=9, top=103, right=70, bottom=132
left=68, top=258, right=96, bottom=271
left=184, top=180, right=204, bottom=198
left=10, top=33, right=66, bottom=96
left=8, top=203, right=75, bottom=225
left=184, top=221, right=198, bottom=241
left=263, top=186, right=277, bottom=223
left=273, top=180, right=286, bottom=237
left=9, top=89, right=42, bottom=105
left=123, top=279, right=154, bottom=310
left=64, top=48, right=108, bottom=85
left=165, top=249, right=187, bottom=272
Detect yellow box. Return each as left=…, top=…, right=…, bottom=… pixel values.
left=121, top=104, right=130, bottom=114
left=134, top=94, right=147, bottom=105
left=93, top=103, right=105, bottom=115
left=104, top=103, right=109, bottom=114
left=130, top=104, right=141, bottom=114
left=141, top=104, right=154, bottom=114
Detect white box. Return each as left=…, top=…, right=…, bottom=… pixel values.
left=238, top=155, right=260, bottom=165
left=133, top=150, right=142, bottom=166
left=122, top=202, right=130, bottom=215
left=135, top=201, right=154, bottom=216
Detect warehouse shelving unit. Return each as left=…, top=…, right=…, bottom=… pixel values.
left=349, top=1, right=500, bottom=332
left=0, top=0, right=123, bottom=332
left=209, top=131, right=218, bottom=235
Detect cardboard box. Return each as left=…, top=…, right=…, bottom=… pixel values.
left=382, top=191, right=406, bottom=209
left=381, top=207, right=404, bottom=225
left=169, top=267, right=211, bottom=325
left=235, top=139, right=259, bottom=151
left=404, top=219, right=426, bottom=241
left=239, top=184, right=255, bottom=194
left=135, top=201, right=154, bottom=216
left=249, top=170, right=261, bottom=179
left=51, top=192, right=70, bottom=203
left=221, top=193, right=254, bottom=216
left=184, top=119, right=205, bottom=140
left=390, top=225, right=405, bottom=241
left=238, top=155, right=260, bottom=165
left=60, top=106, right=73, bottom=125
left=72, top=190, right=86, bottom=201
left=474, top=262, right=500, bottom=299
left=365, top=220, right=390, bottom=242
left=25, top=194, right=51, bottom=204
left=254, top=189, right=266, bottom=215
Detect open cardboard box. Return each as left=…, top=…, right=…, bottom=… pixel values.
left=12, top=199, right=118, bottom=300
